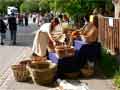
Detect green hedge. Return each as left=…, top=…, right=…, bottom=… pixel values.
left=113, top=70, right=120, bottom=89
left=100, top=48, right=119, bottom=78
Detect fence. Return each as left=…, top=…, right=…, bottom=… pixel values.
left=98, top=17, right=120, bottom=54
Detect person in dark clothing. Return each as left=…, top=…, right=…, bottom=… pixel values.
left=24, top=13, right=28, bottom=26
left=0, top=18, right=7, bottom=45
left=8, top=13, right=17, bottom=45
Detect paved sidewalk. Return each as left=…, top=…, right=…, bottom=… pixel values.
left=0, top=46, right=51, bottom=90
left=0, top=22, right=53, bottom=90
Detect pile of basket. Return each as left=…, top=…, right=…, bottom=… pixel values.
left=11, top=57, right=57, bottom=85
left=27, top=61, right=57, bottom=85
left=55, top=45, right=75, bottom=58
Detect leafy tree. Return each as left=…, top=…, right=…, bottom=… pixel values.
left=20, top=1, right=39, bottom=13
left=0, top=0, right=113, bottom=17
left=48, top=0, right=89, bottom=25
left=0, top=1, right=6, bottom=15
left=47, top=0, right=113, bottom=25
left=38, top=0, right=50, bottom=13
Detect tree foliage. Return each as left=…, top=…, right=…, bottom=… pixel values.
left=0, top=0, right=113, bottom=17
left=20, top=1, right=39, bottom=13
left=0, top=1, right=6, bottom=15
left=38, top=0, right=50, bottom=13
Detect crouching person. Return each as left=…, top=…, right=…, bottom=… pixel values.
left=32, top=18, right=63, bottom=57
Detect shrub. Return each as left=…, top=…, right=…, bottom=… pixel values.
left=100, top=48, right=119, bottom=78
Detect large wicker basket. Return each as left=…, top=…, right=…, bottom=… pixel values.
left=55, top=47, right=65, bottom=58
left=80, top=65, right=94, bottom=78
left=55, top=45, right=75, bottom=58
left=27, top=61, right=57, bottom=85
left=11, top=64, right=30, bottom=82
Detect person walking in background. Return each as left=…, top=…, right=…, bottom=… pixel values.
left=37, top=13, right=44, bottom=27
left=32, top=13, right=36, bottom=23
left=24, top=13, right=28, bottom=26
left=8, top=13, right=17, bottom=45
left=18, top=14, right=24, bottom=26
left=0, top=17, right=7, bottom=45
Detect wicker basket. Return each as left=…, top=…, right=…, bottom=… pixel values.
left=19, top=60, right=31, bottom=65
left=32, top=56, right=47, bottom=61
left=11, top=64, right=30, bottom=82
left=55, top=45, right=75, bottom=58
left=55, top=48, right=65, bottom=58
left=31, top=56, right=47, bottom=64
left=27, top=61, right=57, bottom=85
left=66, top=47, right=75, bottom=57
left=80, top=65, right=94, bottom=78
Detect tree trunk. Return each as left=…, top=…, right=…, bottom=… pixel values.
left=112, top=0, right=120, bottom=18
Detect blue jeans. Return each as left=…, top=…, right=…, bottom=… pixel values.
left=10, top=30, right=16, bottom=43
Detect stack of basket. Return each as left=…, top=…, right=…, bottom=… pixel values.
left=11, top=58, right=57, bottom=85
left=27, top=61, right=57, bottom=85
left=55, top=45, right=75, bottom=58
left=11, top=55, right=47, bottom=79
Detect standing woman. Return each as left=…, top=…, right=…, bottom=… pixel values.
left=32, top=18, right=64, bottom=57
left=0, top=18, right=7, bottom=45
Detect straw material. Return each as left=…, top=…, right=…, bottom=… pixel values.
left=27, top=61, right=57, bottom=85
left=31, top=56, right=47, bottom=64
left=32, top=56, right=47, bottom=61
left=55, top=45, right=75, bottom=58
left=19, top=60, right=31, bottom=65
left=11, top=64, right=30, bottom=82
